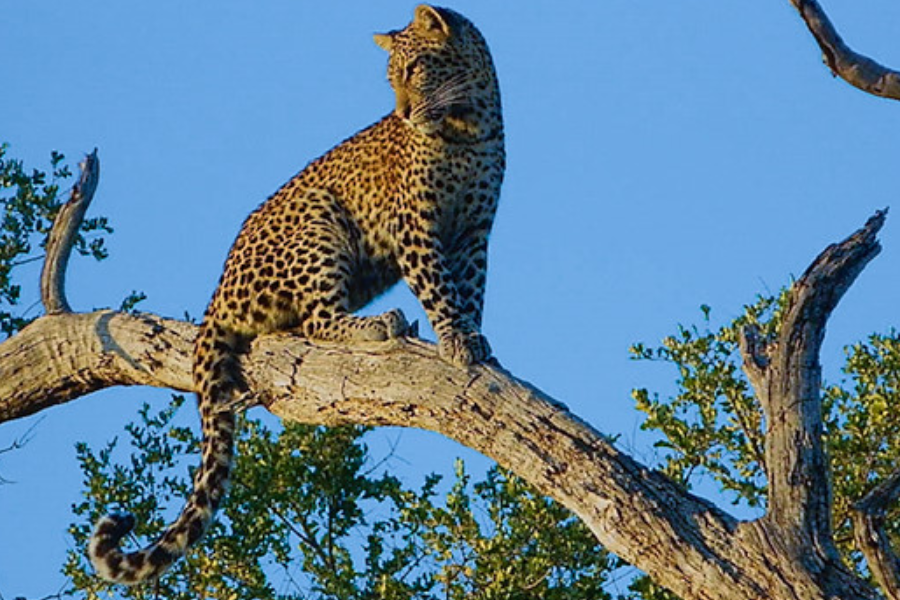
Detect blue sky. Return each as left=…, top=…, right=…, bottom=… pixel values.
left=2, top=2, right=899, bottom=597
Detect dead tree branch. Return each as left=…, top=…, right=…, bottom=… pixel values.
left=40, top=149, right=100, bottom=314
left=789, top=0, right=900, bottom=100
left=852, top=469, right=900, bottom=600
left=0, top=309, right=880, bottom=600
left=0, top=311, right=194, bottom=422
left=740, top=211, right=885, bottom=562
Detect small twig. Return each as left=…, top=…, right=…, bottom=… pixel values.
left=0, top=417, right=41, bottom=456
left=362, top=430, right=407, bottom=476
left=738, top=324, right=769, bottom=405
left=789, top=0, right=900, bottom=100
left=10, top=254, right=46, bottom=268
left=272, top=504, right=333, bottom=569
left=40, top=149, right=100, bottom=314
left=0, top=416, right=43, bottom=484
left=852, top=469, right=900, bottom=600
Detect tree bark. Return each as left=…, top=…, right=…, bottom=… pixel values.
left=0, top=155, right=893, bottom=599
left=741, top=212, right=885, bottom=559
left=40, top=149, right=99, bottom=315
left=789, top=0, right=900, bottom=100
left=852, top=469, right=900, bottom=600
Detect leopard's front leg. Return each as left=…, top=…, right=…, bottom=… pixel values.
left=395, top=208, right=491, bottom=366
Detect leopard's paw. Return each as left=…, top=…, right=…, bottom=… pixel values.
left=377, top=309, right=412, bottom=339
left=438, top=330, right=492, bottom=366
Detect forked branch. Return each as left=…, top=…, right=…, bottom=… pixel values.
left=789, top=0, right=900, bottom=100
left=740, top=210, right=885, bottom=558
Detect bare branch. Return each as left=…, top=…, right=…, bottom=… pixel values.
left=739, top=324, right=769, bottom=402
left=40, top=149, right=100, bottom=314
left=789, top=0, right=900, bottom=100
left=852, top=469, right=900, bottom=600
left=0, top=416, right=42, bottom=485
left=742, top=210, right=885, bottom=560
left=0, top=311, right=194, bottom=423
left=0, top=311, right=879, bottom=599
left=0, top=417, right=39, bottom=456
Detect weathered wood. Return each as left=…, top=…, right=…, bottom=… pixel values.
left=0, top=311, right=194, bottom=422
left=789, top=0, right=900, bottom=100
left=741, top=211, right=884, bottom=566
left=40, top=149, right=100, bottom=314
left=853, top=468, right=900, bottom=600
left=0, top=305, right=881, bottom=600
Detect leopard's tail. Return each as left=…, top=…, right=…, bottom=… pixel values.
left=89, top=320, right=245, bottom=584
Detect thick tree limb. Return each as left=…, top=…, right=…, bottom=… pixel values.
left=40, top=149, right=100, bottom=314
left=852, top=469, right=900, bottom=600
left=0, top=311, right=194, bottom=422
left=0, top=311, right=873, bottom=599
left=0, top=309, right=881, bottom=600
left=789, top=0, right=900, bottom=100
left=740, top=211, right=885, bottom=562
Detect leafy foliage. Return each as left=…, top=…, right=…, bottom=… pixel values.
left=0, top=143, right=112, bottom=337
left=629, top=295, right=788, bottom=508
left=826, top=331, right=900, bottom=568
left=67, top=398, right=615, bottom=599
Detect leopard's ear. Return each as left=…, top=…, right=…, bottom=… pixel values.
left=413, top=4, right=451, bottom=40
left=373, top=32, right=394, bottom=51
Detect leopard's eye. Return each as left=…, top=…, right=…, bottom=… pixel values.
left=404, top=57, right=420, bottom=81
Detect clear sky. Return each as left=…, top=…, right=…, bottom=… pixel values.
left=2, top=2, right=899, bottom=598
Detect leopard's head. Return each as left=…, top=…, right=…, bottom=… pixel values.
left=375, top=5, right=502, bottom=141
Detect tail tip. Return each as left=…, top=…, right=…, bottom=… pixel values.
left=94, top=512, right=136, bottom=540
left=89, top=512, right=136, bottom=567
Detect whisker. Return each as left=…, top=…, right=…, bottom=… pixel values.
left=412, top=71, right=473, bottom=121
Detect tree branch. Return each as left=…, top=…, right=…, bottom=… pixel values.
left=852, top=469, right=900, bottom=600
left=40, top=149, right=100, bottom=314
left=0, top=307, right=881, bottom=600
left=789, top=0, right=900, bottom=100
left=740, top=210, right=885, bottom=562
left=0, top=311, right=194, bottom=423
left=738, top=324, right=769, bottom=401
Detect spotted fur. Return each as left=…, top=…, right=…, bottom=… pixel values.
left=89, top=4, right=504, bottom=584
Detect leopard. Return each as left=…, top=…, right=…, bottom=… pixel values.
left=88, top=4, right=504, bottom=584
